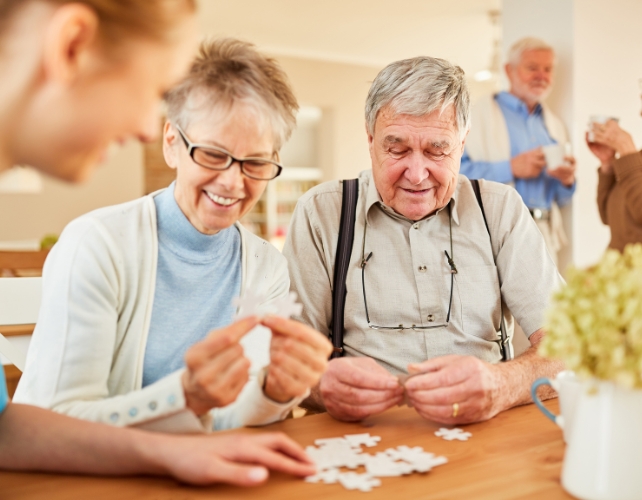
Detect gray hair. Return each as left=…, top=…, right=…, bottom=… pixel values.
left=507, top=37, right=555, bottom=66
left=365, top=56, right=470, bottom=139
left=165, top=38, right=298, bottom=152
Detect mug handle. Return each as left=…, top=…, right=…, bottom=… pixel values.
left=531, top=378, right=564, bottom=428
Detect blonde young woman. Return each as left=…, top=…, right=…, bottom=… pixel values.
left=0, top=0, right=315, bottom=485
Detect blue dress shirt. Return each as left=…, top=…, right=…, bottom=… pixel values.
left=460, top=91, right=575, bottom=210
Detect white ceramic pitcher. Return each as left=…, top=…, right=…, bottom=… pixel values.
left=561, top=380, right=642, bottom=500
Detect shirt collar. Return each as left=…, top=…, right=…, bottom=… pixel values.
left=364, top=170, right=460, bottom=226
left=496, top=90, right=543, bottom=117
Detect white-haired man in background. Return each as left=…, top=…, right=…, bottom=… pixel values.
left=461, top=37, right=577, bottom=266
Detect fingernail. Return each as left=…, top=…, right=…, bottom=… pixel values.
left=248, top=467, right=268, bottom=483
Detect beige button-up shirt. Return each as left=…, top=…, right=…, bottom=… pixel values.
left=283, top=170, right=562, bottom=375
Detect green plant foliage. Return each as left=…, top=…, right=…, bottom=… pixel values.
left=40, top=234, right=58, bottom=250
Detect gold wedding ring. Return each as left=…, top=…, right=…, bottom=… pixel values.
left=452, top=402, right=459, bottom=418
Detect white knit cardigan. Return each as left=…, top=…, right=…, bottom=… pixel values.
left=14, top=191, right=304, bottom=432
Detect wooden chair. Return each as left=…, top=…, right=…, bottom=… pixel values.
left=0, top=277, right=42, bottom=397
left=0, top=249, right=49, bottom=277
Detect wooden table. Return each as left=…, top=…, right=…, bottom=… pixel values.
left=1, top=401, right=573, bottom=500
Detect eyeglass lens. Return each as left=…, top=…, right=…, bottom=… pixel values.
left=192, top=148, right=279, bottom=180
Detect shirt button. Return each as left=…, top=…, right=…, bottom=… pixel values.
left=109, top=412, right=119, bottom=423
left=148, top=401, right=158, bottom=411
left=129, top=407, right=138, bottom=417
left=418, top=266, right=427, bottom=272
left=427, top=314, right=434, bottom=322
left=413, top=223, right=419, bottom=230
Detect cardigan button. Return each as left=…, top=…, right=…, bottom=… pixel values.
left=129, top=407, right=138, bottom=417
left=168, top=394, right=176, bottom=406
left=109, top=412, right=119, bottom=423
left=148, top=401, right=158, bottom=411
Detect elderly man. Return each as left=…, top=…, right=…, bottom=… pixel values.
left=283, top=55, right=563, bottom=425
left=460, top=37, right=576, bottom=266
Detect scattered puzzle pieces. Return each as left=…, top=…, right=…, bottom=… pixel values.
left=434, top=427, right=472, bottom=441
left=304, top=434, right=448, bottom=492
left=385, top=446, right=448, bottom=473
left=337, top=472, right=382, bottom=492
left=305, top=468, right=341, bottom=484
left=344, top=433, right=382, bottom=448
left=364, top=452, right=414, bottom=477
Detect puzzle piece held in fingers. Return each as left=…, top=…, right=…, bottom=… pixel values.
left=233, top=290, right=267, bottom=319
left=272, top=291, right=303, bottom=319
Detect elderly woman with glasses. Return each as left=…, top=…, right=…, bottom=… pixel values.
left=15, top=38, right=332, bottom=433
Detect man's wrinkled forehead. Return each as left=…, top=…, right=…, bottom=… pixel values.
left=374, top=105, right=460, bottom=146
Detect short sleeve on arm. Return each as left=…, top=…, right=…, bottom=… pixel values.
left=0, top=367, right=8, bottom=413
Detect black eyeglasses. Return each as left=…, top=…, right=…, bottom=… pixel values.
left=361, top=204, right=457, bottom=331
left=174, top=124, right=283, bottom=181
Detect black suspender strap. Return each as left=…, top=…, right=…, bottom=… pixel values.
left=470, top=179, right=513, bottom=362
left=330, top=179, right=359, bottom=359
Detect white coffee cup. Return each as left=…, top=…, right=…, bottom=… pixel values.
left=542, top=143, right=567, bottom=170
left=531, top=370, right=581, bottom=443
left=587, top=115, right=619, bottom=142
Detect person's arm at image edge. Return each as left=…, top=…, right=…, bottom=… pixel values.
left=0, top=402, right=316, bottom=485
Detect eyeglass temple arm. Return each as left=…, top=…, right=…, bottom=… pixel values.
left=174, top=124, right=191, bottom=149
left=361, top=252, right=373, bottom=323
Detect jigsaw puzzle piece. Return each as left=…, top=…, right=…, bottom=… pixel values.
left=337, top=472, right=381, bottom=492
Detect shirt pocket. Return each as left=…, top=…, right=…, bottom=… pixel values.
left=454, top=265, right=502, bottom=342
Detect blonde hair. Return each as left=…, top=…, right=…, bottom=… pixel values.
left=165, top=38, right=299, bottom=152
left=0, top=0, right=196, bottom=44
left=507, top=37, right=555, bottom=66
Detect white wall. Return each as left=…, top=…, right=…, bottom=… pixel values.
left=0, top=143, right=143, bottom=242
left=502, top=0, right=642, bottom=269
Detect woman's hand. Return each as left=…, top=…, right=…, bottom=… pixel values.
left=261, top=316, right=333, bottom=403
left=590, top=120, right=637, bottom=157
left=586, top=131, right=616, bottom=174
left=148, top=431, right=316, bottom=486
left=182, top=317, right=258, bottom=415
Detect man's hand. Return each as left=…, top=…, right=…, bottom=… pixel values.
left=182, top=317, right=258, bottom=415
left=404, top=355, right=501, bottom=425
left=319, top=357, right=404, bottom=422
left=547, top=155, right=576, bottom=187
left=261, top=316, right=333, bottom=403
left=510, top=148, right=546, bottom=179
left=149, top=432, right=316, bottom=486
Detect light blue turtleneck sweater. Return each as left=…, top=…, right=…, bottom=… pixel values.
left=142, top=183, right=242, bottom=387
